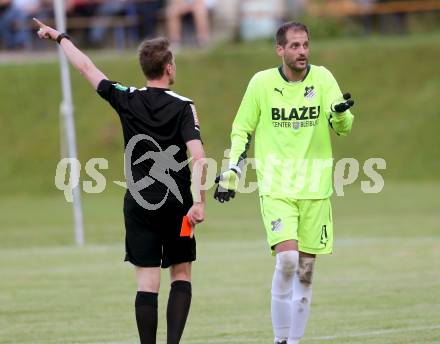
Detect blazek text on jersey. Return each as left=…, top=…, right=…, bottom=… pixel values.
left=272, top=106, right=320, bottom=129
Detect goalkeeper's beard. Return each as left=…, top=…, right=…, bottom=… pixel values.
left=286, top=57, right=308, bottom=73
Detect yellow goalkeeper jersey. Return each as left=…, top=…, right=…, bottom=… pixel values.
left=229, top=65, right=354, bottom=199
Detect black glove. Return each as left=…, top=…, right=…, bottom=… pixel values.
left=332, top=93, right=354, bottom=113
left=213, top=167, right=240, bottom=203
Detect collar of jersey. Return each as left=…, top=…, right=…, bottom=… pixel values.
left=278, top=65, right=311, bottom=84
left=148, top=87, right=170, bottom=91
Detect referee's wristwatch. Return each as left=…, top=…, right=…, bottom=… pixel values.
left=56, top=33, right=71, bottom=44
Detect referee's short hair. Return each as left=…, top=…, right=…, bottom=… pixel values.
left=276, top=22, right=309, bottom=47
left=138, top=37, right=173, bottom=80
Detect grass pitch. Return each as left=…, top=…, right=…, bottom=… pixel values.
left=1, top=182, right=439, bottom=344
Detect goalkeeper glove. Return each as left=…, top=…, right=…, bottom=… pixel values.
left=213, top=166, right=240, bottom=203
left=331, top=92, right=354, bottom=113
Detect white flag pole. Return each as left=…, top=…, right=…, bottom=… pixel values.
left=54, top=0, right=84, bottom=246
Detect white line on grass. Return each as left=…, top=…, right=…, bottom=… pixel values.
left=93, top=324, right=440, bottom=344
left=1, top=236, right=439, bottom=256
left=190, top=324, right=440, bottom=343
left=306, top=324, right=440, bottom=341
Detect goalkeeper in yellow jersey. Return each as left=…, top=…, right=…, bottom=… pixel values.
left=214, top=22, right=354, bottom=344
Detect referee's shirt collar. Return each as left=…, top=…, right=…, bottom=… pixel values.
left=278, top=64, right=311, bottom=84
left=148, top=87, right=170, bottom=91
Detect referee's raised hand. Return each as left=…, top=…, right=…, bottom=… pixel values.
left=33, top=18, right=60, bottom=41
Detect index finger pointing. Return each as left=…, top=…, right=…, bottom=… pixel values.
left=33, top=17, right=45, bottom=28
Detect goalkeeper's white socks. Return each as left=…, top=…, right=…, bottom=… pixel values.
left=271, top=251, right=299, bottom=342
left=287, top=340, right=299, bottom=344
left=288, top=256, right=315, bottom=344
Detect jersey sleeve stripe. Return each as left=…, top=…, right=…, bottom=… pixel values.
left=237, top=133, right=252, bottom=165
left=165, top=91, right=193, bottom=103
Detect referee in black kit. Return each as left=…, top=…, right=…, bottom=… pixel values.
left=34, top=18, right=206, bottom=344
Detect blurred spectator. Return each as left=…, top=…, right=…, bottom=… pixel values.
left=0, top=0, right=41, bottom=49
left=67, top=0, right=98, bottom=17
left=353, top=0, right=408, bottom=35
left=0, top=0, right=10, bottom=16
left=89, top=0, right=138, bottom=47
left=66, top=0, right=98, bottom=46
left=136, top=0, right=164, bottom=39
left=355, top=0, right=377, bottom=34
left=284, top=0, right=306, bottom=20
left=379, top=0, right=407, bottom=34
left=166, top=0, right=215, bottom=48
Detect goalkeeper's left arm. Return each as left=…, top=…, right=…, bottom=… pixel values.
left=214, top=75, right=261, bottom=203
left=322, top=67, right=355, bottom=136
left=329, top=92, right=354, bottom=135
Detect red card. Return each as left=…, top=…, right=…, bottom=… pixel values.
left=180, top=215, right=192, bottom=237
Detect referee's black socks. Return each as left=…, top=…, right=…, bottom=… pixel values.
left=135, top=291, right=158, bottom=344
left=167, top=280, right=192, bottom=344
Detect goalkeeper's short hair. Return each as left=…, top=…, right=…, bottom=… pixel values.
left=276, top=22, right=310, bottom=46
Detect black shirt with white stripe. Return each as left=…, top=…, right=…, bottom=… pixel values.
left=97, top=79, right=201, bottom=203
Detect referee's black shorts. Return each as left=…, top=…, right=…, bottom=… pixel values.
left=123, top=192, right=196, bottom=269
